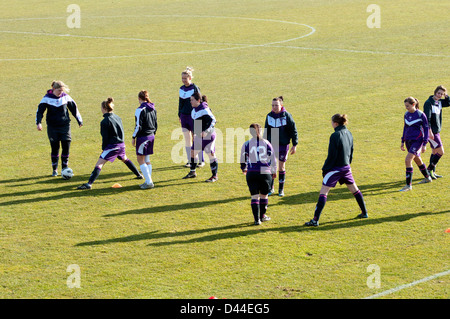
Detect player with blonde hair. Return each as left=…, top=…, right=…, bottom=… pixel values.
left=36, top=81, right=83, bottom=177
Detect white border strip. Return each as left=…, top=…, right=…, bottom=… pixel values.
left=363, top=269, right=450, bottom=299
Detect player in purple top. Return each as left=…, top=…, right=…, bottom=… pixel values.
left=400, top=97, right=432, bottom=192
left=132, top=90, right=157, bottom=190
left=36, top=81, right=83, bottom=177
left=77, top=98, right=142, bottom=190
left=182, top=93, right=218, bottom=182
left=240, top=123, right=277, bottom=225
left=179, top=67, right=204, bottom=167
left=304, top=114, right=368, bottom=227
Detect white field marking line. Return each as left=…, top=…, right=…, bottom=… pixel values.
left=363, top=269, right=450, bottom=299
left=0, top=15, right=316, bottom=62
left=0, top=14, right=316, bottom=45
left=268, top=44, right=450, bottom=58
left=1, top=14, right=448, bottom=60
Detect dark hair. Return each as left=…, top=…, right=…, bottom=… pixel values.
left=138, top=90, right=152, bottom=103
left=331, top=113, right=348, bottom=126
left=249, top=123, right=262, bottom=140
left=192, top=92, right=208, bottom=103
left=101, top=97, right=114, bottom=112
left=272, top=96, right=284, bottom=104
left=434, top=85, right=447, bottom=95
left=404, top=96, right=420, bottom=110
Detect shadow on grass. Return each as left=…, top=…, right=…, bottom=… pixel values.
left=275, top=179, right=415, bottom=206
left=75, top=209, right=450, bottom=247
left=104, top=196, right=249, bottom=217
left=0, top=169, right=206, bottom=206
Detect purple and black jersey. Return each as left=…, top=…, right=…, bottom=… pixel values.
left=36, top=90, right=82, bottom=127
left=401, top=109, right=429, bottom=146
left=191, top=102, right=216, bottom=135
left=132, top=102, right=157, bottom=138
left=179, top=83, right=200, bottom=116
left=240, top=138, right=277, bottom=174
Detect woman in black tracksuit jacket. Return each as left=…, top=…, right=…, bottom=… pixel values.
left=36, top=81, right=83, bottom=177
left=263, top=96, right=298, bottom=197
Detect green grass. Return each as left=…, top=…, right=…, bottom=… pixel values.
left=0, top=0, right=449, bottom=299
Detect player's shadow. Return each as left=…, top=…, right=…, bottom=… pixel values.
left=276, top=179, right=412, bottom=206
left=103, top=196, right=249, bottom=217
left=75, top=209, right=449, bottom=247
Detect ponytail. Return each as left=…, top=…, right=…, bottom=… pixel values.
left=404, top=96, right=420, bottom=110
left=331, top=113, right=348, bottom=126
left=101, top=97, right=114, bottom=112
left=249, top=123, right=262, bottom=140
left=138, top=90, right=152, bottom=103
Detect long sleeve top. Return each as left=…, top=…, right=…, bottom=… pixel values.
left=191, top=102, right=216, bottom=134
left=423, top=95, right=449, bottom=134
left=36, top=90, right=83, bottom=127
left=132, top=102, right=157, bottom=138
left=179, top=83, right=201, bottom=117
left=263, top=107, right=298, bottom=146
left=322, top=125, right=353, bottom=172
left=240, top=138, right=277, bottom=174
left=401, top=109, right=429, bottom=146
left=100, top=113, right=125, bottom=150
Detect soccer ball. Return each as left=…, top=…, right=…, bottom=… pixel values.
left=61, top=167, right=74, bottom=180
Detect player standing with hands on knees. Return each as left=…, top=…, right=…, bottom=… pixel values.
left=36, top=81, right=83, bottom=177
left=182, top=93, right=218, bottom=182
left=132, top=90, right=157, bottom=189
left=263, top=96, right=298, bottom=197
left=304, top=114, right=368, bottom=227
left=399, top=97, right=432, bottom=192
left=77, top=98, right=142, bottom=190
left=240, top=123, right=277, bottom=225
left=423, top=85, right=449, bottom=179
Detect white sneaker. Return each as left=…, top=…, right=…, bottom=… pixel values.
left=399, top=185, right=412, bottom=192
left=140, top=182, right=154, bottom=189
left=418, top=177, right=432, bottom=184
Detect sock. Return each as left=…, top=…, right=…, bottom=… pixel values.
left=313, top=194, right=327, bottom=221
left=251, top=198, right=260, bottom=222
left=88, top=166, right=102, bottom=185
left=190, top=157, right=198, bottom=171
left=278, top=171, right=286, bottom=192
left=140, top=164, right=151, bottom=184
left=185, top=147, right=191, bottom=162
left=61, top=155, right=69, bottom=169
left=353, top=190, right=368, bottom=215
left=406, top=167, right=413, bottom=186
left=124, top=159, right=141, bottom=177
left=418, top=164, right=430, bottom=178
left=61, top=140, right=70, bottom=169
left=201, top=151, right=205, bottom=164
left=147, top=164, right=153, bottom=183
left=260, top=198, right=268, bottom=217
left=50, top=141, right=60, bottom=171
left=428, top=153, right=442, bottom=172
left=210, top=159, right=218, bottom=176
left=270, top=176, right=275, bottom=191
left=51, top=154, right=59, bottom=171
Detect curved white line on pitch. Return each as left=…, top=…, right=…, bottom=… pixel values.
left=0, top=14, right=316, bottom=61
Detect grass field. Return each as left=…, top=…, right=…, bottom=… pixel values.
left=0, top=0, right=449, bottom=299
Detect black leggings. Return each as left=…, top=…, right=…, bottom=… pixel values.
left=51, top=140, right=70, bottom=157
